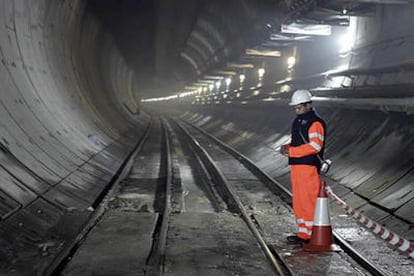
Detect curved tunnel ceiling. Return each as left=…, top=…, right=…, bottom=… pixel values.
left=88, top=0, right=282, bottom=98
left=87, top=0, right=401, bottom=99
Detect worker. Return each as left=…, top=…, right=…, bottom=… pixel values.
left=279, top=89, right=327, bottom=244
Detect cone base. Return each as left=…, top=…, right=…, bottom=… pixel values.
left=303, top=243, right=341, bottom=252
left=303, top=226, right=342, bottom=252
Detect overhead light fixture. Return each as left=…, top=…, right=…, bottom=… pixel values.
left=239, top=74, right=246, bottom=83
left=258, top=68, right=265, bottom=79
left=215, top=80, right=221, bottom=90
left=193, top=83, right=207, bottom=87
left=141, top=95, right=178, bottom=102
left=281, top=22, right=331, bottom=36
left=246, top=49, right=281, bottom=57
left=339, top=16, right=357, bottom=54
left=198, top=79, right=215, bottom=83
left=204, top=75, right=225, bottom=80
left=184, top=86, right=198, bottom=90
left=287, top=56, right=296, bottom=69
left=225, top=77, right=232, bottom=86
left=214, top=70, right=237, bottom=76
left=227, top=63, right=255, bottom=69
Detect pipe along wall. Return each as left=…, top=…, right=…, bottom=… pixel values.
left=1, top=0, right=414, bottom=274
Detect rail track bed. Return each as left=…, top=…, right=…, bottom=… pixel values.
left=50, top=117, right=411, bottom=276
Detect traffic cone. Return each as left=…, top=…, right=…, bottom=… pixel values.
left=303, top=181, right=341, bottom=252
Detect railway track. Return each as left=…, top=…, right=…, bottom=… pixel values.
left=177, top=118, right=388, bottom=276
left=46, top=116, right=402, bottom=275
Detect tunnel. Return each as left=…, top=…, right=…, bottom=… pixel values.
left=0, top=0, right=413, bottom=274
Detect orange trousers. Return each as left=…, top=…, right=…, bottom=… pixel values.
left=290, top=164, right=321, bottom=240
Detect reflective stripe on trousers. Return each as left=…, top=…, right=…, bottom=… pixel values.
left=291, top=164, right=321, bottom=240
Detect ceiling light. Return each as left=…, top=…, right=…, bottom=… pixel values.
left=215, top=81, right=221, bottom=90
left=239, top=74, right=246, bottom=83
left=227, top=63, right=255, bottom=69
left=258, top=68, right=265, bottom=78
left=246, top=49, right=281, bottom=57
left=287, top=56, right=296, bottom=69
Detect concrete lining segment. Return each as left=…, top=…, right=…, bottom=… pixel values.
left=62, top=211, right=156, bottom=276
left=176, top=103, right=414, bottom=231
left=164, top=212, right=275, bottom=276
left=0, top=0, right=148, bottom=273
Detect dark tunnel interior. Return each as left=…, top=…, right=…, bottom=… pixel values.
left=0, top=0, right=414, bottom=273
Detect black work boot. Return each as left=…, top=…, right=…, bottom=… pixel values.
left=286, top=235, right=310, bottom=244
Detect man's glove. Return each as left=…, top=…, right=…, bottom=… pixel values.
left=279, top=144, right=290, bottom=156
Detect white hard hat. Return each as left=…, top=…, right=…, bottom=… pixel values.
left=289, top=89, right=312, bottom=106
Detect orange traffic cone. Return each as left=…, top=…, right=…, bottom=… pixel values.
left=303, top=181, right=341, bottom=252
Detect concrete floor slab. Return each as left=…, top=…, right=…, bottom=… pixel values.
left=164, top=212, right=275, bottom=276
left=62, top=211, right=156, bottom=276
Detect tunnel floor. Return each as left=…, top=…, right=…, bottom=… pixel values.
left=55, top=118, right=413, bottom=275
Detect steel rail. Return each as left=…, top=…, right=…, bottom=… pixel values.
left=145, top=118, right=173, bottom=276
left=181, top=119, right=387, bottom=276
left=45, top=119, right=153, bottom=276
left=168, top=118, right=227, bottom=212
left=174, top=119, right=286, bottom=276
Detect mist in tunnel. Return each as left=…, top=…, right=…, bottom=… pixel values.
left=0, top=0, right=414, bottom=274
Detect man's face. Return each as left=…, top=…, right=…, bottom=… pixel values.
left=293, top=103, right=311, bottom=115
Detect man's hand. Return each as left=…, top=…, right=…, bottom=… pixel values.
left=279, top=144, right=290, bottom=156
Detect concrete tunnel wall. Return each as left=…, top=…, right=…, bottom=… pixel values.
left=154, top=3, right=414, bottom=241
left=0, top=0, right=148, bottom=272
left=171, top=103, right=414, bottom=239
left=1, top=0, right=414, bottom=273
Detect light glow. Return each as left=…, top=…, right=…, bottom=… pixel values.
left=287, top=56, right=296, bottom=69
left=141, top=95, right=178, bottom=102
left=258, top=68, right=265, bottom=79
left=339, top=16, right=357, bottom=54
left=215, top=80, right=221, bottom=90
left=239, top=74, right=246, bottom=83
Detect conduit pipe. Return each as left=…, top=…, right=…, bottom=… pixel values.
left=313, top=96, right=414, bottom=113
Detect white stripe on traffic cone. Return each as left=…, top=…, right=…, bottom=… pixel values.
left=303, top=181, right=341, bottom=252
